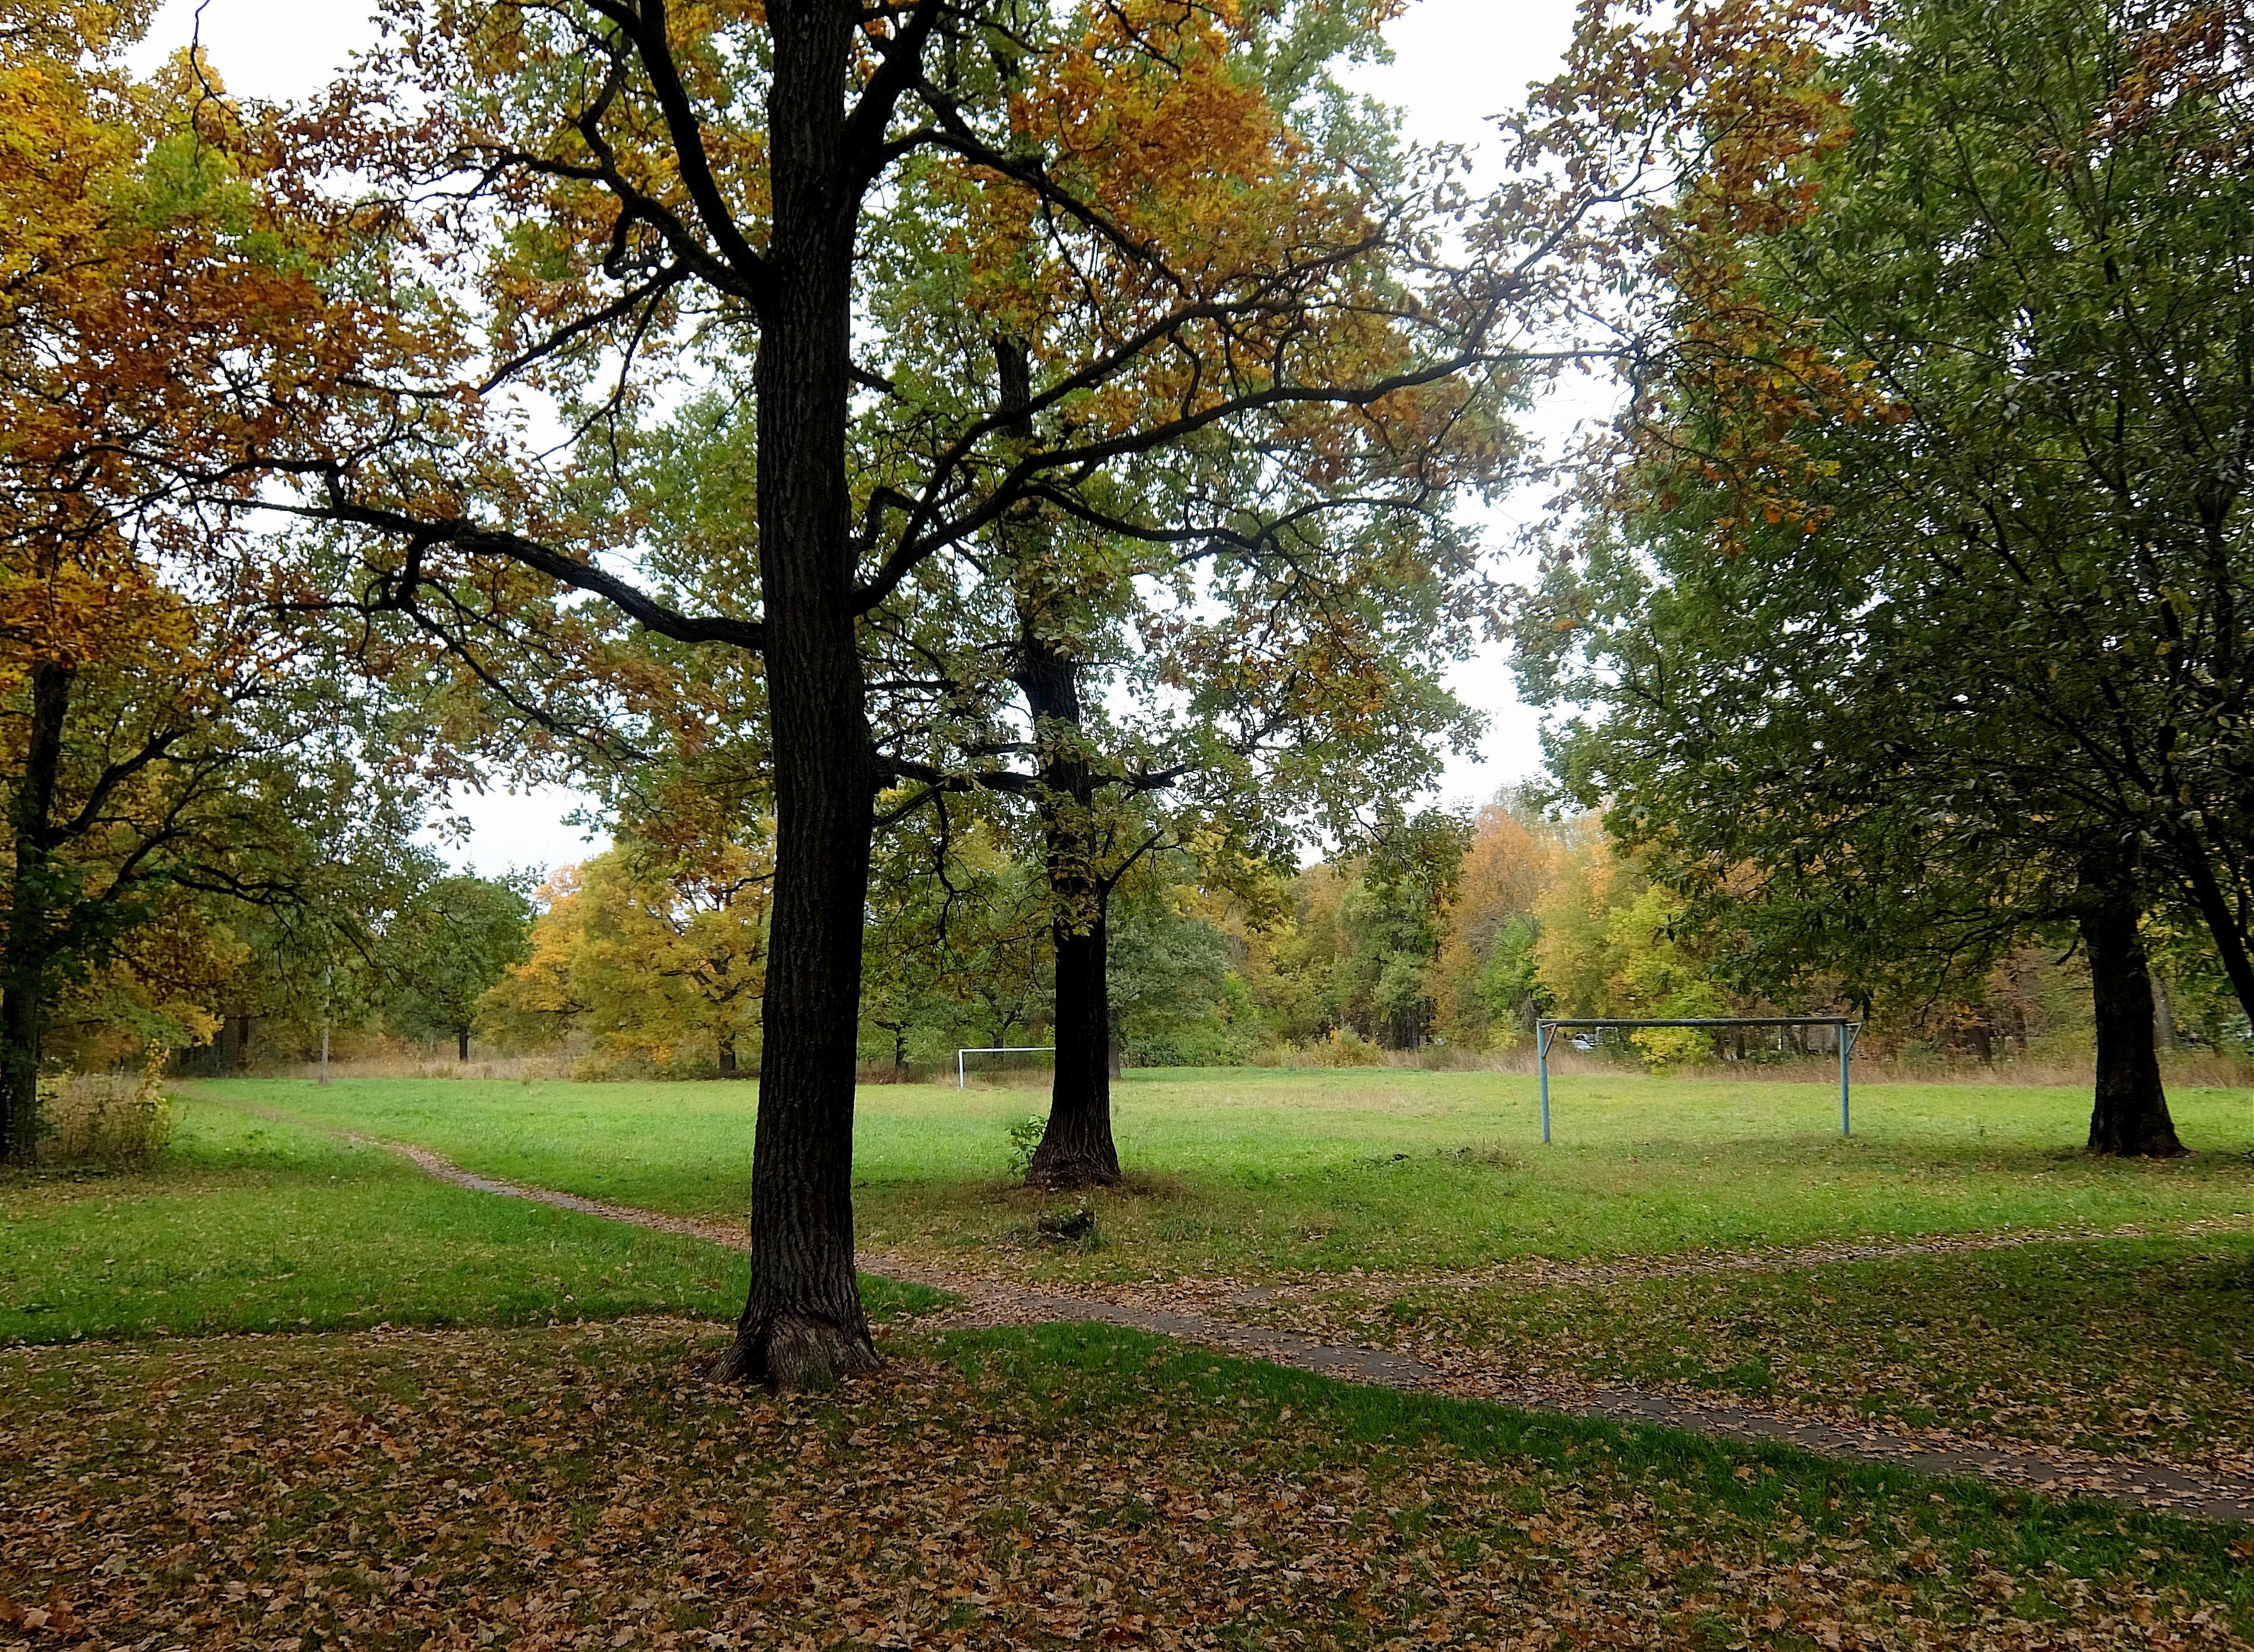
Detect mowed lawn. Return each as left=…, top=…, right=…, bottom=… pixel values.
left=191, top=1068, right=2254, bottom=1279
left=0, top=1101, right=939, bottom=1345
left=6, top=1075, right=2252, bottom=1646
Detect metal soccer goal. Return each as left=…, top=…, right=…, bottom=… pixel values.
left=955, top=1046, right=1057, bottom=1090
left=1532, top=1017, right=1863, bottom=1144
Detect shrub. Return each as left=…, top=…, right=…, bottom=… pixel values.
left=1004, top=1113, right=1046, bottom=1178
left=1297, top=1027, right=1385, bottom=1068
left=37, top=1052, right=172, bottom=1166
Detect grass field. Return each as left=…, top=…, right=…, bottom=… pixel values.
left=8, top=1069, right=2253, bottom=1647
left=191, top=1068, right=2254, bottom=1280
left=0, top=1101, right=940, bottom=1345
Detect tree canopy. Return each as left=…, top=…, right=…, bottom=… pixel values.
left=1511, top=0, right=2253, bottom=1154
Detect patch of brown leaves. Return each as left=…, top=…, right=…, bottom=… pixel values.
left=1, top=1319, right=2247, bottom=1650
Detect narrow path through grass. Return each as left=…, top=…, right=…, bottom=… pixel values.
left=191, top=1071, right=2254, bottom=1281
left=193, top=1090, right=2254, bottom=1522
left=0, top=1100, right=938, bottom=1343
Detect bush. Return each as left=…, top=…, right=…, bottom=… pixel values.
left=36, top=1055, right=172, bottom=1166
left=1289, top=1027, right=1385, bottom=1068
left=1004, top=1113, right=1046, bottom=1178
left=1123, top=1025, right=1253, bottom=1068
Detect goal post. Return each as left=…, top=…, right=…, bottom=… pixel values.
left=956, top=1046, right=1057, bottom=1090
left=1533, top=1017, right=1863, bottom=1144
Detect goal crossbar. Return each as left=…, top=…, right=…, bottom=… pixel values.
left=1533, top=1017, right=1863, bottom=1144
left=956, top=1046, right=1056, bottom=1090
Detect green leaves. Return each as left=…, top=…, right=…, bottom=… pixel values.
left=1519, top=0, right=2254, bottom=1022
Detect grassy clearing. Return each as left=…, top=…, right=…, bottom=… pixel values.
left=1265, top=1232, right=2254, bottom=1471
left=0, top=1100, right=941, bottom=1345
left=195, top=1069, right=2254, bottom=1280
left=2, top=1316, right=2247, bottom=1650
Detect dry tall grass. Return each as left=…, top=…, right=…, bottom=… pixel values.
left=233, top=1041, right=2250, bottom=1091
left=37, top=1055, right=172, bottom=1165
left=271, top=1052, right=583, bottom=1084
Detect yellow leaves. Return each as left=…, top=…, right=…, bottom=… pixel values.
left=482, top=845, right=771, bottom=1074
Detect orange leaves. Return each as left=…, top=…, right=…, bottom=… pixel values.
left=0, top=1590, right=86, bottom=1639
left=1523, top=0, right=1906, bottom=558
left=481, top=843, right=772, bottom=1075
left=8, top=1317, right=2242, bottom=1651
left=904, top=0, right=1407, bottom=457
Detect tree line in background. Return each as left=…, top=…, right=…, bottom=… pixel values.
left=203, top=788, right=2245, bottom=1107
left=3, top=0, right=2246, bottom=1387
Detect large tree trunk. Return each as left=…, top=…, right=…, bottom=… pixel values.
left=716, top=1031, right=739, bottom=1078
left=457, top=1025, right=470, bottom=1062
left=2079, top=879, right=2186, bottom=1157
left=1031, top=900, right=1122, bottom=1186
left=0, top=662, right=70, bottom=1165
left=1013, top=618, right=1122, bottom=1189
left=711, top=2, right=877, bottom=1390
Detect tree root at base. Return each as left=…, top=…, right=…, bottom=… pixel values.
left=709, top=1311, right=880, bottom=1393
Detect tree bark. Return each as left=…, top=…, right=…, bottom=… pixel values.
left=457, top=1025, right=470, bottom=1062
left=711, top=1, right=877, bottom=1390
left=1014, top=622, right=1123, bottom=1187
left=1964, top=1017, right=1992, bottom=1064
left=2174, top=842, right=2254, bottom=1036
left=0, top=662, right=71, bottom=1164
left=2149, top=972, right=2175, bottom=1052
left=996, top=337, right=1124, bottom=1190
left=717, top=1031, right=738, bottom=1077
left=2078, top=879, right=2186, bottom=1157
left=1032, top=901, right=1122, bottom=1185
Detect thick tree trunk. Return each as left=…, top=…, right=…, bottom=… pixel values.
left=457, top=1025, right=470, bottom=1062
left=711, top=2, right=877, bottom=1390
left=2149, top=972, right=2175, bottom=1051
left=717, top=1032, right=738, bottom=1077
left=2079, top=880, right=2185, bottom=1157
left=0, top=662, right=70, bottom=1165
left=1964, top=1018, right=1992, bottom=1064
left=1030, top=904, right=1122, bottom=1186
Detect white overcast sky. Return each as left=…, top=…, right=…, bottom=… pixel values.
left=139, top=0, right=1599, bottom=880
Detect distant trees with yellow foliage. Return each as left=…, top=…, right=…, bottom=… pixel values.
left=482, top=844, right=771, bottom=1078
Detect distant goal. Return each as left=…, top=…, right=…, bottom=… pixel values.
left=1533, top=1017, right=1863, bottom=1144
left=955, top=1046, right=1057, bottom=1090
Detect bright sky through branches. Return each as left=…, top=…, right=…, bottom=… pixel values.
left=139, top=0, right=1592, bottom=878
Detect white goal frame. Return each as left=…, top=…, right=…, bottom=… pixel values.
left=1534, top=1017, right=1863, bottom=1144
left=955, top=1046, right=1057, bottom=1090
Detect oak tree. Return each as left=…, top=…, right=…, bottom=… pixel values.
left=272, top=0, right=1539, bottom=1383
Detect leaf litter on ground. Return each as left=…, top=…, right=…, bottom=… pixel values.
left=2, top=1316, right=2250, bottom=1650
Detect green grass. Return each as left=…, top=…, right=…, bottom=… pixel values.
left=193, top=1068, right=2254, bottom=1280
left=4, top=1316, right=2247, bottom=1649
left=0, top=1100, right=945, bottom=1344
